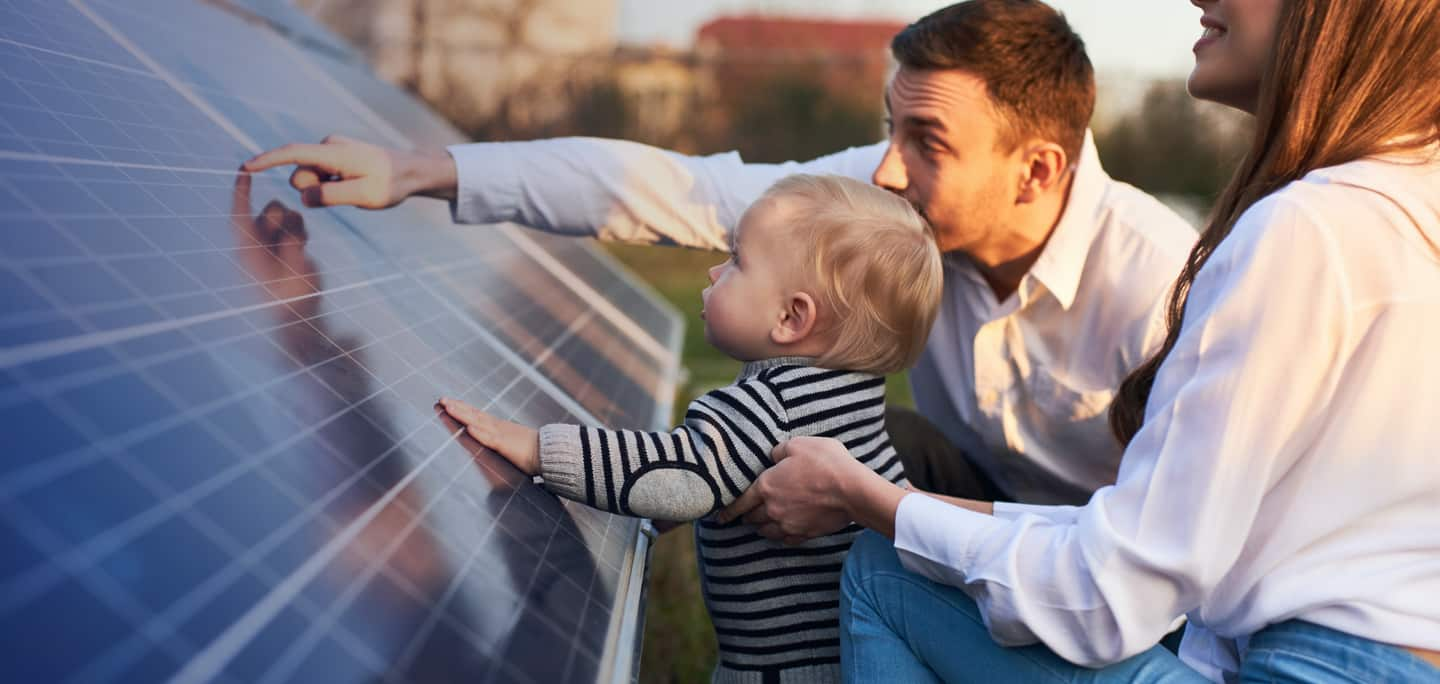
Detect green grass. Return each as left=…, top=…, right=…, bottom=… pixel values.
left=601, top=243, right=912, bottom=682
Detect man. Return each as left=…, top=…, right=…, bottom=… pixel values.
left=244, top=0, right=1195, bottom=508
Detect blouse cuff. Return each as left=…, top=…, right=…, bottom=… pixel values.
left=893, top=492, right=1015, bottom=586
left=993, top=501, right=1082, bottom=524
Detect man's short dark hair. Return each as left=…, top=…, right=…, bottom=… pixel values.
left=891, top=0, right=1095, bottom=162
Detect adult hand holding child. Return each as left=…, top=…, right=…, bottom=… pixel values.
left=719, top=436, right=898, bottom=544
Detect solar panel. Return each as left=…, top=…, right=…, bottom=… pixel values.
left=0, top=1, right=683, bottom=682
left=216, top=0, right=362, bottom=62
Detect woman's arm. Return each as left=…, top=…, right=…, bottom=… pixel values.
left=889, top=195, right=1352, bottom=666
left=724, top=194, right=1352, bottom=665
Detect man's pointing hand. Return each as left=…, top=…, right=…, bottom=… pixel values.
left=242, top=134, right=457, bottom=209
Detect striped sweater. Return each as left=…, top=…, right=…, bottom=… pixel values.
left=537, top=357, right=907, bottom=683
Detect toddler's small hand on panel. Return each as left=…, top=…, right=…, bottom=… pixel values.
left=438, top=398, right=540, bottom=475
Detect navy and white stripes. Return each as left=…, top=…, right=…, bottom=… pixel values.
left=537, top=357, right=906, bottom=682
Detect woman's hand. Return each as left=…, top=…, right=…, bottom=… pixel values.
left=243, top=134, right=458, bottom=209
left=438, top=398, right=540, bottom=475
left=718, top=436, right=907, bottom=544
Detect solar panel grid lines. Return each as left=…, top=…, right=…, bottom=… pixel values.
left=414, top=255, right=653, bottom=429
left=0, top=0, right=684, bottom=681
left=4, top=305, right=506, bottom=653
left=64, top=0, right=267, bottom=156
left=0, top=10, right=253, bottom=168
left=1, top=169, right=642, bottom=679
left=199, top=1, right=681, bottom=376
left=499, top=227, right=675, bottom=364
left=0, top=283, right=471, bottom=578
left=164, top=365, right=543, bottom=684
left=80, top=0, right=679, bottom=432
left=0, top=0, right=659, bottom=492
left=202, top=0, right=361, bottom=63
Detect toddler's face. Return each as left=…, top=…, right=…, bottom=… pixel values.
left=701, top=201, right=794, bottom=361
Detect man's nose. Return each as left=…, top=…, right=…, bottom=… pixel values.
left=707, top=262, right=723, bottom=284
left=871, top=143, right=908, bottom=194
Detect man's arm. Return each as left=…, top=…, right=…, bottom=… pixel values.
left=245, top=135, right=886, bottom=251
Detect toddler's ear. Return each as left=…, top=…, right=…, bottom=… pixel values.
left=771, top=291, right=819, bottom=345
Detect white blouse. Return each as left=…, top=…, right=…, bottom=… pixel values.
left=893, top=149, right=1440, bottom=681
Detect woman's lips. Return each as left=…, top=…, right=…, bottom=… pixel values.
left=1195, top=22, right=1227, bottom=53
left=1194, top=33, right=1219, bottom=52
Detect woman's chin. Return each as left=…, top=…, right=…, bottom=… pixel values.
left=1187, top=67, right=1259, bottom=113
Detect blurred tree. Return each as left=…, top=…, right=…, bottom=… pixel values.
left=468, top=74, right=632, bottom=141
left=1096, top=79, right=1251, bottom=209
left=713, top=69, right=882, bottom=163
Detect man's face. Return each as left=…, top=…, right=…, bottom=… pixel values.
left=874, top=67, right=1018, bottom=256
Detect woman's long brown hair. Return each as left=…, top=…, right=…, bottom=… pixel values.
left=1109, top=0, right=1440, bottom=445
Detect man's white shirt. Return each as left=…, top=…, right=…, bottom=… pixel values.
left=447, top=134, right=1197, bottom=504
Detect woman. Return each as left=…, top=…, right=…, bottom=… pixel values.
left=722, top=0, right=1440, bottom=680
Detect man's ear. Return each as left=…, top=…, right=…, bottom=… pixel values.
left=1016, top=141, right=1069, bottom=205
left=771, top=291, right=820, bottom=346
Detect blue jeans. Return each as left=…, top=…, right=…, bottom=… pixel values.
left=839, top=531, right=1440, bottom=683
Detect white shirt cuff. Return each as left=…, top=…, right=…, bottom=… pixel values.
left=446, top=142, right=520, bottom=225
left=993, top=501, right=1082, bottom=524
left=893, top=492, right=1015, bottom=586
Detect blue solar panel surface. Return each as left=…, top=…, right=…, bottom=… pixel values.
left=0, top=1, right=683, bottom=682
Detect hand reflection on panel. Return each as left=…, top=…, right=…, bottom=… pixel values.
left=226, top=173, right=611, bottom=681
left=228, top=172, right=455, bottom=680
left=430, top=406, right=611, bottom=682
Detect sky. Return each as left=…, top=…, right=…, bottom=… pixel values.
left=615, top=0, right=1204, bottom=80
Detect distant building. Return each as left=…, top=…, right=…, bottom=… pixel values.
left=695, top=16, right=905, bottom=109
left=297, top=5, right=904, bottom=146
left=610, top=46, right=703, bottom=149
left=304, top=0, right=619, bottom=133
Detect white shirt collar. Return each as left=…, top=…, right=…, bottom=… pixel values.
left=1025, top=131, right=1108, bottom=311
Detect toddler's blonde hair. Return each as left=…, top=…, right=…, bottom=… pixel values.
left=755, top=174, right=943, bottom=375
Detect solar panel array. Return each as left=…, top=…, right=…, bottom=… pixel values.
left=0, top=1, right=684, bottom=682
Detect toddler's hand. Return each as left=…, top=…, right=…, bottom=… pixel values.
left=438, top=398, right=540, bottom=475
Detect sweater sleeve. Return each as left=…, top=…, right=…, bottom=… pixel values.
left=536, top=378, right=789, bottom=520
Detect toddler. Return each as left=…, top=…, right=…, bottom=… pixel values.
left=440, top=173, right=943, bottom=682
